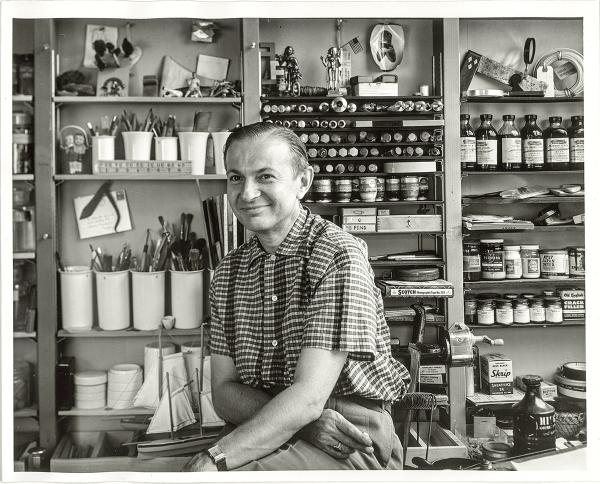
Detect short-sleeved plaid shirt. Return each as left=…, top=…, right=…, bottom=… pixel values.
left=209, top=207, right=411, bottom=402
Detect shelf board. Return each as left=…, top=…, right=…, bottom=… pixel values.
left=463, top=225, right=585, bottom=234
left=14, top=405, right=37, bottom=418
left=305, top=200, right=444, bottom=206
left=311, top=156, right=441, bottom=162
left=461, top=96, right=583, bottom=103
left=313, top=172, right=444, bottom=177
left=14, top=331, right=36, bottom=339
left=463, top=196, right=584, bottom=205
left=12, top=174, right=34, bottom=181
left=352, top=231, right=445, bottom=236
left=53, top=96, right=241, bottom=104
left=265, top=112, right=441, bottom=118
left=57, top=328, right=203, bottom=338
left=465, top=279, right=584, bottom=288
left=462, top=170, right=584, bottom=176
left=306, top=142, right=439, bottom=148
left=370, top=259, right=445, bottom=267
left=58, top=407, right=153, bottom=417
left=13, top=94, right=33, bottom=102
left=13, top=252, right=35, bottom=260
left=263, top=96, right=443, bottom=102
left=54, top=174, right=226, bottom=181
left=469, top=319, right=584, bottom=329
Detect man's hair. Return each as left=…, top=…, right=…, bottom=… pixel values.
left=223, top=122, right=309, bottom=175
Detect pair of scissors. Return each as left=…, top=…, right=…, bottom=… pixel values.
left=79, top=180, right=121, bottom=232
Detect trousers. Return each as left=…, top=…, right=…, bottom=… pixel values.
left=229, top=394, right=403, bottom=471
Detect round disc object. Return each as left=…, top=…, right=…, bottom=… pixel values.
left=370, top=24, right=405, bottom=71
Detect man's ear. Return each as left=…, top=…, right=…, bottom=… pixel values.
left=296, top=165, right=314, bottom=200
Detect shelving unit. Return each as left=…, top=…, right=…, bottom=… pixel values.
left=54, top=174, right=227, bottom=181
left=464, top=279, right=584, bottom=288
left=469, top=319, right=584, bottom=329
left=463, top=226, right=585, bottom=233
left=53, top=96, right=241, bottom=104
left=462, top=196, right=584, bottom=205
left=57, top=328, right=203, bottom=338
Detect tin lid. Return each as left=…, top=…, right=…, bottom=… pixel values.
left=521, top=293, right=536, bottom=299
left=514, top=298, right=529, bottom=304
left=540, top=249, right=568, bottom=254
left=477, top=298, right=495, bottom=307
left=495, top=298, right=512, bottom=306
left=504, top=245, right=521, bottom=251
left=74, top=370, right=107, bottom=386
left=504, top=294, right=519, bottom=299
left=567, top=247, right=585, bottom=252
left=520, top=245, right=540, bottom=250
left=544, top=296, right=561, bottom=302
left=480, top=239, right=504, bottom=244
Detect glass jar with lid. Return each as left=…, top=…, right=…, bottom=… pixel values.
left=544, top=116, right=570, bottom=170
left=513, top=298, right=531, bottom=324
left=477, top=299, right=495, bottom=326
left=463, top=241, right=481, bottom=281
left=495, top=299, right=514, bottom=326
left=521, top=245, right=541, bottom=278
left=544, top=297, right=563, bottom=323
left=530, top=297, right=546, bottom=323
left=464, top=294, right=478, bottom=324
left=481, top=239, right=506, bottom=280
left=460, top=114, right=477, bottom=170
left=498, top=114, right=522, bottom=170
left=475, top=114, right=498, bottom=171
left=504, top=245, right=523, bottom=279
left=568, top=115, right=584, bottom=170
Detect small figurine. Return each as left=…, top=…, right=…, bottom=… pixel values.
left=275, top=46, right=302, bottom=96
left=101, top=77, right=125, bottom=96
left=185, top=72, right=203, bottom=98
left=321, top=47, right=342, bottom=92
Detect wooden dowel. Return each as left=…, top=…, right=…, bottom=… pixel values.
left=166, top=372, right=175, bottom=441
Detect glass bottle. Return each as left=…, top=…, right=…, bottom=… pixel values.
left=521, top=114, right=544, bottom=170
left=463, top=241, right=481, bottom=281
left=512, top=375, right=556, bottom=455
left=543, top=116, right=569, bottom=170
left=475, top=114, right=498, bottom=171
left=569, top=115, right=584, bottom=170
left=498, top=115, right=522, bottom=170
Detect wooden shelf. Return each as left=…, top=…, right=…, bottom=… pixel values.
left=305, top=200, right=444, bottom=206
left=265, top=112, right=441, bottom=118
left=463, top=196, right=584, bottom=205
left=469, top=319, right=584, bottom=329
left=13, top=94, right=33, bottom=102
left=462, top=170, right=583, bottom=176
left=14, top=405, right=37, bottom=418
left=461, top=96, right=583, bottom=103
left=463, top=225, right=585, bottom=234
left=263, top=96, right=443, bottom=102
left=13, top=252, right=35, bottom=260
left=311, top=156, right=442, bottom=162
left=370, top=259, right=445, bottom=267
left=53, top=96, right=241, bottom=104
left=465, top=279, right=584, bottom=288
left=306, top=142, right=440, bottom=148
left=54, top=174, right=226, bottom=181
left=12, top=174, right=34, bottom=181
left=58, top=407, right=153, bottom=417
left=313, top=172, right=444, bottom=177
left=14, top=331, right=36, bottom=339
left=57, top=328, right=203, bottom=338
left=351, top=231, right=445, bottom=236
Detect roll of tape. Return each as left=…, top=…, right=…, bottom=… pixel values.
left=330, top=97, right=348, bottom=113
left=74, top=370, right=108, bottom=386
left=561, top=362, right=586, bottom=381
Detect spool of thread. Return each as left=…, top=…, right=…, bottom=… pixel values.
left=144, top=342, right=176, bottom=379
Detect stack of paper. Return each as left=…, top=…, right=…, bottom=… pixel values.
left=462, top=214, right=534, bottom=231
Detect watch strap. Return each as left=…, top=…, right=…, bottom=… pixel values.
left=207, top=444, right=227, bottom=471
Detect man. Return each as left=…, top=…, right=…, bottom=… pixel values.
left=185, top=122, right=410, bottom=472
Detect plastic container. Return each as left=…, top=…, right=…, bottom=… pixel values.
left=91, top=135, right=115, bottom=173
left=170, top=270, right=204, bottom=329
left=521, top=245, right=541, bottom=279
left=131, top=271, right=165, bottom=330
left=154, top=137, right=178, bottom=161
left=60, top=266, right=93, bottom=332
left=211, top=131, right=231, bottom=175
left=95, top=270, right=130, bottom=330
left=504, top=245, right=522, bottom=279
left=122, top=131, right=153, bottom=161
left=480, top=239, right=505, bottom=280
left=178, top=131, right=210, bottom=175
left=74, top=370, right=107, bottom=409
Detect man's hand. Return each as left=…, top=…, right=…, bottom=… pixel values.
left=183, top=451, right=217, bottom=472
left=299, top=408, right=374, bottom=459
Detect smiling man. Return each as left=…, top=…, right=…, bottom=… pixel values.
left=184, top=122, right=410, bottom=472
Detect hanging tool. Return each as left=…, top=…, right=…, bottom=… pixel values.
left=509, top=37, right=536, bottom=92
left=79, top=181, right=121, bottom=232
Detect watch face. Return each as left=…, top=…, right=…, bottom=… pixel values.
left=208, top=445, right=227, bottom=471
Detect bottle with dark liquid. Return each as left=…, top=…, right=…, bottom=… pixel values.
left=521, top=114, right=544, bottom=170
left=569, top=115, right=584, bottom=170
left=512, top=375, right=556, bottom=456
left=460, top=114, right=476, bottom=171
left=498, top=114, right=522, bottom=170
left=475, top=114, right=498, bottom=171
left=544, top=116, right=569, bottom=170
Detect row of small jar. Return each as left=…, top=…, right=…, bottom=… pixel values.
left=465, top=293, right=567, bottom=326
left=463, top=240, right=585, bottom=281
left=305, top=176, right=430, bottom=203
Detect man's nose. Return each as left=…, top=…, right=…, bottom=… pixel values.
left=240, top=179, right=260, bottom=202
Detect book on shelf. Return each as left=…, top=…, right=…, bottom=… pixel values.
left=376, top=279, right=453, bottom=297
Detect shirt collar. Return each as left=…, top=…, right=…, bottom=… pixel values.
left=247, top=206, right=311, bottom=267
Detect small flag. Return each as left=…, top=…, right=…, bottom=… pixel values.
left=344, top=37, right=363, bottom=54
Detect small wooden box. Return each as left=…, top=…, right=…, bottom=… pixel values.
left=404, top=422, right=469, bottom=463
left=377, top=214, right=443, bottom=232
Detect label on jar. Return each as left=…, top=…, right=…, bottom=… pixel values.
left=546, top=138, right=569, bottom=164
left=505, top=258, right=523, bottom=278
left=530, top=305, right=546, bottom=322
left=496, top=307, right=513, bottom=325
left=546, top=306, right=563, bottom=323
left=522, top=257, right=540, bottom=277
left=514, top=307, right=530, bottom=324
left=501, top=138, right=522, bottom=165
left=481, top=251, right=504, bottom=276
left=570, top=138, right=584, bottom=164
left=514, top=412, right=555, bottom=454
left=541, top=252, right=569, bottom=277
left=460, top=137, right=476, bottom=164
left=463, top=255, right=481, bottom=273
left=569, top=249, right=585, bottom=277
left=476, top=140, right=498, bottom=166
left=523, top=139, right=544, bottom=165
left=477, top=308, right=495, bottom=325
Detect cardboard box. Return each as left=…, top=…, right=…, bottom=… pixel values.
left=342, top=224, right=376, bottom=233
left=558, top=289, right=585, bottom=319
left=377, top=215, right=442, bottom=232
left=342, top=215, right=377, bottom=224
left=351, top=82, right=398, bottom=97
left=480, top=354, right=513, bottom=395
left=515, top=376, right=558, bottom=401
left=340, top=207, right=377, bottom=216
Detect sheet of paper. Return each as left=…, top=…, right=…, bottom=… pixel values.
left=73, top=189, right=133, bottom=239
left=195, top=54, right=230, bottom=82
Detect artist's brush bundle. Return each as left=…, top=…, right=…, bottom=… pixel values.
left=88, top=243, right=133, bottom=272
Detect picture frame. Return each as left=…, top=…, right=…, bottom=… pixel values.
left=259, top=42, right=277, bottom=85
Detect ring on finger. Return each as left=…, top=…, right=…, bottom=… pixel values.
left=333, top=442, right=343, bottom=452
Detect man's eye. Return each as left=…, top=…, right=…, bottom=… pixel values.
left=228, top=175, right=242, bottom=182
left=260, top=174, right=274, bottom=181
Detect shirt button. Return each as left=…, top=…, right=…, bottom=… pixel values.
left=269, top=254, right=276, bottom=262
left=271, top=339, right=278, bottom=347
left=271, top=295, right=278, bottom=302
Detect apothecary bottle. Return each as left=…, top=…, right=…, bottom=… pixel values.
left=460, top=114, right=476, bottom=170
left=521, top=115, right=544, bottom=170
left=512, top=375, right=555, bottom=455
left=463, top=241, right=481, bottom=281
left=475, top=114, right=498, bottom=170
left=498, top=115, right=522, bottom=170
left=569, top=115, right=584, bottom=170
left=543, top=116, right=569, bottom=170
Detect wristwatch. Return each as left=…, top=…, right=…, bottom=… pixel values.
left=206, top=444, right=227, bottom=471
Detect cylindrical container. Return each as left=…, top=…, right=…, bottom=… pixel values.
left=464, top=295, right=477, bottom=324
left=513, top=298, right=531, bottom=324
left=504, top=245, right=522, bottom=279
left=359, top=177, right=377, bottom=202
left=12, top=206, right=35, bottom=252
left=74, top=370, right=107, bottom=409
left=544, top=116, right=569, bottom=170
left=131, top=270, right=165, bottom=330
left=512, top=375, right=556, bottom=455
left=12, top=133, right=34, bottom=174
left=14, top=360, right=31, bottom=410
left=521, top=245, right=541, bottom=279
left=498, top=115, right=522, bottom=170
left=154, top=137, right=178, bottom=162
left=463, top=241, right=481, bottom=282
left=419, top=84, right=431, bottom=96
left=60, top=266, right=93, bottom=332
left=400, top=176, right=419, bottom=200
left=544, top=296, right=563, bottom=323
left=95, top=270, right=130, bottom=330
left=568, top=247, right=585, bottom=278
left=521, top=114, right=544, bottom=170
left=107, top=364, right=142, bottom=409
left=481, top=239, right=505, bottom=280
left=171, top=270, right=204, bottom=329
left=375, top=177, right=385, bottom=201
left=13, top=185, right=32, bottom=206
left=91, top=135, right=116, bottom=173
left=144, top=342, right=176, bottom=379
left=481, top=441, right=513, bottom=462
left=27, top=447, right=50, bottom=472
left=211, top=131, right=232, bottom=174
left=333, top=178, right=352, bottom=202
left=475, top=114, right=498, bottom=170
left=312, top=178, right=332, bottom=202
left=178, top=131, right=210, bottom=175
left=122, top=131, right=153, bottom=161
left=385, top=177, right=401, bottom=201
left=540, top=249, right=569, bottom=279
left=568, top=115, right=584, bottom=170
left=477, top=299, right=495, bottom=326
left=495, top=299, right=514, bottom=326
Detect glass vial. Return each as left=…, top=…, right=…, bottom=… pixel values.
left=544, top=116, right=569, bottom=170
left=460, top=114, right=476, bottom=170
left=475, top=114, right=498, bottom=170
left=498, top=115, right=522, bottom=170
left=569, top=115, right=584, bottom=170
left=521, top=114, right=544, bottom=170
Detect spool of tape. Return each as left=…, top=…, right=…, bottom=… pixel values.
left=561, top=362, right=586, bottom=381
left=395, top=267, right=440, bottom=282
left=330, top=97, right=348, bottom=113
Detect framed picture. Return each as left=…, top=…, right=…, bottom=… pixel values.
left=259, top=42, right=277, bottom=85
left=97, top=66, right=130, bottom=97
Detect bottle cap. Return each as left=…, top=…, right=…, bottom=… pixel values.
left=525, top=114, right=538, bottom=120
left=549, top=116, right=563, bottom=123
left=460, top=113, right=470, bottom=120
left=502, top=114, right=515, bottom=120
left=480, top=113, right=493, bottom=120
left=571, top=115, right=583, bottom=122
left=522, top=374, right=543, bottom=386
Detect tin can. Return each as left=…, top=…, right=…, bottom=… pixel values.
left=385, top=177, right=401, bottom=201
left=312, top=178, right=332, bottom=202
left=540, top=249, right=569, bottom=279
left=568, top=247, right=585, bottom=278
left=333, top=178, right=352, bottom=203
left=27, top=447, right=50, bottom=471
left=375, top=177, right=385, bottom=201
left=481, top=239, right=506, bottom=280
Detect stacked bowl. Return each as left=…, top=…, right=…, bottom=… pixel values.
left=107, top=364, right=143, bottom=409
left=74, top=371, right=107, bottom=409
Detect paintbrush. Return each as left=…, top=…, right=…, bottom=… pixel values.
left=140, top=228, right=150, bottom=272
